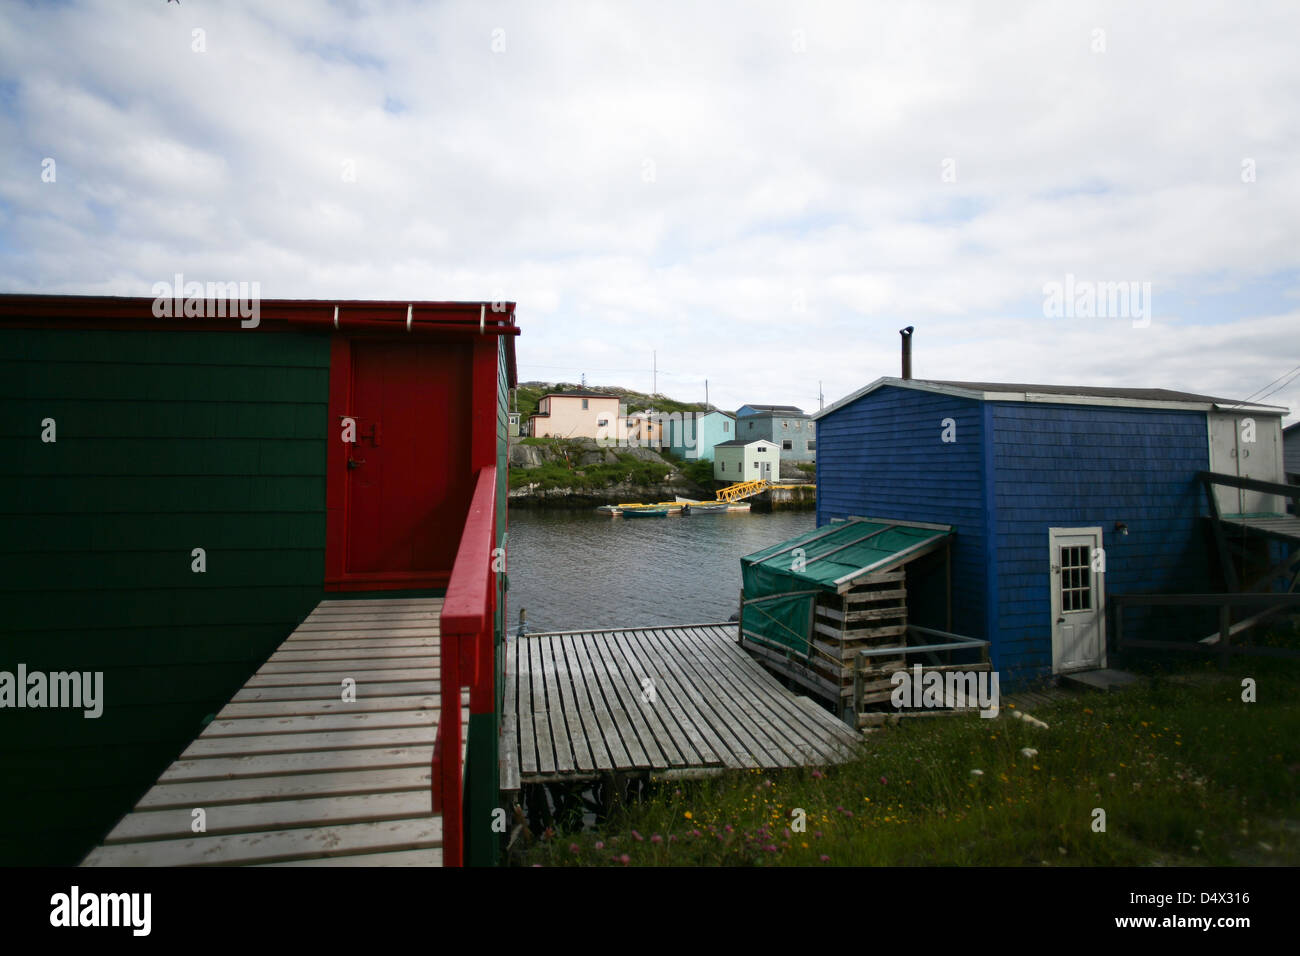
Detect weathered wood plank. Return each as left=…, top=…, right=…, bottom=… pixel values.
left=258, top=848, right=441, bottom=867
left=607, top=628, right=716, bottom=767
left=245, top=668, right=436, bottom=687
left=160, top=745, right=435, bottom=782
left=670, top=626, right=800, bottom=767
left=641, top=628, right=761, bottom=769
left=624, top=628, right=727, bottom=767
left=217, top=694, right=437, bottom=718
left=232, top=681, right=439, bottom=702
left=528, top=635, right=556, bottom=774
left=134, top=767, right=432, bottom=810
left=592, top=630, right=685, bottom=767
left=558, top=634, right=613, bottom=771
left=84, top=818, right=443, bottom=867
left=693, top=625, right=841, bottom=763
left=579, top=632, right=651, bottom=769
left=540, top=635, right=574, bottom=773
left=105, top=791, right=431, bottom=843
left=202, top=710, right=435, bottom=737
left=566, top=633, right=631, bottom=768
left=182, top=725, right=434, bottom=759
left=548, top=633, right=594, bottom=772
left=515, top=638, right=538, bottom=775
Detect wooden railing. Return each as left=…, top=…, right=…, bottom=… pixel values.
left=435, top=465, right=498, bottom=867
left=1112, top=592, right=1300, bottom=663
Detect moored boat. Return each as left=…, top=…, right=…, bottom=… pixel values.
left=622, top=505, right=668, bottom=517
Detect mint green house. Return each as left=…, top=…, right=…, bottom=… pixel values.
left=663, top=410, right=735, bottom=461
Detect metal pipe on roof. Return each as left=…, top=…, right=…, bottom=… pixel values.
left=900, top=326, right=914, bottom=380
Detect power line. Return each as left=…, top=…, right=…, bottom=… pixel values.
left=1253, top=367, right=1300, bottom=404
left=1241, top=363, right=1300, bottom=404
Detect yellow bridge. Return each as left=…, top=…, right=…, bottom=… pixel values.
left=714, top=480, right=816, bottom=503
left=715, top=479, right=770, bottom=502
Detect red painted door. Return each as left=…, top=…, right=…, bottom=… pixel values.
left=340, top=339, right=473, bottom=584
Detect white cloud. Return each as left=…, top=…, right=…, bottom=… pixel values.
left=0, top=0, right=1297, bottom=419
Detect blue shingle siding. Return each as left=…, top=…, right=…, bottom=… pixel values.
left=816, top=385, right=988, bottom=644
left=815, top=385, right=1224, bottom=691
left=988, top=403, right=1213, bottom=682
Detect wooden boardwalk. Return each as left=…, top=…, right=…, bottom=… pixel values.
left=503, top=623, right=862, bottom=788
left=83, top=598, right=465, bottom=867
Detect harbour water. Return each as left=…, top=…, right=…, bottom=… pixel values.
left=504, top=507, right=816, bottom=633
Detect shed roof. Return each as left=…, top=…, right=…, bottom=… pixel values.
left=814, top=377, right=1287, bottom=420
left=739, top=404, right=808, bottom=416
left=715, top=438, right=778, bottom=448
left=0, top=294, right=520, bottom=388
left=742, top=516, right=953, bottom=592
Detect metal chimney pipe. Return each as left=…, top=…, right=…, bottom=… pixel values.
left=900, top=326, right=914, bottom=380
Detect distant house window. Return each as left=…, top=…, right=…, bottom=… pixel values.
left=582, top=399, right=589, bottom=410
left=807, top=439, right=816, bottom=451
left=782, top=439, right=792, bottom=451
left=721, top=462, right=726, bottom=472
left=723, top=421, right=729, bottom=432
left=598, top=418, right=609, bottom=426
left=748, top=421, right=754, bottom=430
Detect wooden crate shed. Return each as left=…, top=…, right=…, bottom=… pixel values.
left=738, top=516, right=984, bottom=718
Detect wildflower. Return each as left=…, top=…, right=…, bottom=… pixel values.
left=811, top=769, right=824, bottom=779
left=819, top=854, right=831, bottom=862
left=650, top=834, right=663, bottom=844
left=1020, top=748, right=1038, bottom=759
left=970, top=769, right=984, bottom=777
left=618, top=854, right=630, bottom=865
left=569, top=843, right=580, bottom=854
left=594, top=841, right=605, bottom=850
left=631, top=830, right=644, bottom=842
left=879, top=775, right=888, bottom=785
left=683, top=811, right=693, bottom=820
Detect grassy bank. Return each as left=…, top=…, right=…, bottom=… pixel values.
left=517, top=660, right=1300, bottom=866
left=508, top=452, right=673, bottom=491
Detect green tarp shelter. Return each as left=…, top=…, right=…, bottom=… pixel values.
left=739, top=516, right=953, bottom=657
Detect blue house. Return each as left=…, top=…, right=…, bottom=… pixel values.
left=662, top=410, right=736, bottom=461
left=736, top=404, right=816, bottom=465
left=813, top=377, right=1289, bottom=686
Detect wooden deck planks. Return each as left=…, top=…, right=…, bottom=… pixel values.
left=82, top=598, right=458, bottom=867
left=509, top=623, right=861, bottom=784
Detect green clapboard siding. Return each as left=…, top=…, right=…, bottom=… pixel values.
left=0, top=327, right=331, bottom=865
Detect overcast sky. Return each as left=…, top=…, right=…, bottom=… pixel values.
left=2, top=1, right=1297, bottom=420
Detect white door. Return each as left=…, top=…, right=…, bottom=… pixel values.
left=1208, top=413, right=1285, bottom=514
left=1049, top=527, right=1105, bottom=673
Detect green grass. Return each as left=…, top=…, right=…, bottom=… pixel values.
left=517, top=659, right=1300, bottom=866
left=508, top=451, right=673, bottom=491
left=680, top=458, right=716, bottom=487
left=796, top=462, right=816, bottom=475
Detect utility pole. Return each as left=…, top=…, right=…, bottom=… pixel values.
left=705, top=379, right=709, bottom=410
left=818, top=380, right=824, bottom=411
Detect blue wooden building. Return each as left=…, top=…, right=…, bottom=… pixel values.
left=813, top=377, right=1289, bottom=686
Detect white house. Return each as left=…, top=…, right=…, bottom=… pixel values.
left=713, top=438, right=779, bottom=481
